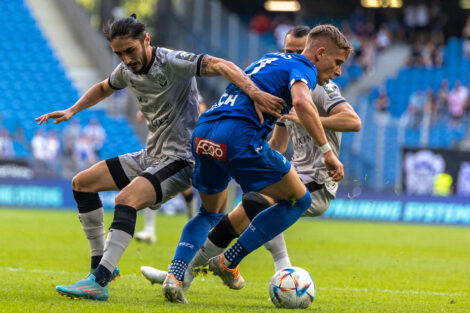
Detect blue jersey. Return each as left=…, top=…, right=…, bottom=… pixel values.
left=198, top=53, right=317, bottom=136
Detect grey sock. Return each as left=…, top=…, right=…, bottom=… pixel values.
left=79, top=208, right=105, bottom=257
left=100, top=229, right=132, bottom=272
left=185, top=238, right=224, bottom=286
left=264, top=233, right=292, bottom=272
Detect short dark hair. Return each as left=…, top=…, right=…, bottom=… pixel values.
left=103, top=13, right=146, bottom=42
left=286, top=25, right=311, bottom=39
left=307, top=24, right=354, bottom=57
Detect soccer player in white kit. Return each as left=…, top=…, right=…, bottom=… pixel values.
left=141, top=25, right=361, bottom=296
left=35, top=14, right=286, bottom=301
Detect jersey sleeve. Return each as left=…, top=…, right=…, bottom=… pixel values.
left=288, top=61, right=317, bottom=91
left=108, top=63, right=127, bottom=90
left=165, top=49, right=205, bottom=79
left=320, top=81, right=347, bottom=114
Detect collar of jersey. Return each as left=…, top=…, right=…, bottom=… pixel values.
left=136, top=46, right=157, bottom=75
left=296, top=54, right=317, bottom=72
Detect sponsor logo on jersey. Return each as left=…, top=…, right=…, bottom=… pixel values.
left=175, top=51, right=197, bottom=62
left=195, top=137, right=227, bottom=161
left=322, top=82, right=340, bottom=98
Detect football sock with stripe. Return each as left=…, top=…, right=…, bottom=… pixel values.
left=94, top=204, right=136, bottom=286
left=74, top=190, right=105, bottom=270
left=169, top=206, right=224, bottom=281
left=264, top=233, right=292, bottom=272
left=224, top=191, right=311, bottom=268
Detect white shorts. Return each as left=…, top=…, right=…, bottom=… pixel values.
left=105, top=149, right=193, bottom=210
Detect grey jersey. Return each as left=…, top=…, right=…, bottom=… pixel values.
left=281, top=81, right=346, bottom=197
left=109, top=47, right=204, bottom=161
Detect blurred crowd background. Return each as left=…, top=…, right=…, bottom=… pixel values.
left=2, top=0, right=470, bottom=201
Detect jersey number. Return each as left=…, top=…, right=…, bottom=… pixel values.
left=249, top=58, right=278, bottom=75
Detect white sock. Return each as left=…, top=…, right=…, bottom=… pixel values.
left=100, top=229, right=132, bottom=272
left=264, top=233, right=292, bottom=272
left=79, top=208, right=105, bottom=257
left=142, top=208, right=156, bottom=233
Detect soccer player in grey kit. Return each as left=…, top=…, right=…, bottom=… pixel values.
left=140, top=25, right=361, bottom=300
left=35, top=14, right=286, bottom=301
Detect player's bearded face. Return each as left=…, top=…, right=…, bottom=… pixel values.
left=111, top=37, right=148, bottom=74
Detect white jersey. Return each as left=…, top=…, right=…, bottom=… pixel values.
left=279, top=81, right=346, bottom=197
left=108, top=47, right=204, bottom=161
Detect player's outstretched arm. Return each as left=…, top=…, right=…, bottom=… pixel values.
left=268, top=124, right=289, bottom=154
left=199, top=55, right=286, bottom=123
left=291, top=81, right=344, bottom=181
left=321, top=103, right=361, bottom=132
left=281, top=103, right=361, bottom=133
left=35, top=79, right=115, bottom=125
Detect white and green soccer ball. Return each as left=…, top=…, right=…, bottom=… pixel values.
left=269, top=267, right=316, bottom=309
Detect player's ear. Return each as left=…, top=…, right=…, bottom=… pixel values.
left=315, top=47, right=325, bottom=61
left=144, top=33, right=150, bottom=45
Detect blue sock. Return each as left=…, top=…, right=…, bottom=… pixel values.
left=169, top=206, right=224, bottom=281
left=224, top=191, right=311, bottom=268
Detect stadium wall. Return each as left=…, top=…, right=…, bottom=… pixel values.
left=1, top=177, right=469, bottom=226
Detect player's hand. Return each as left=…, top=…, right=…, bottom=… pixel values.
left=323, top=151, right=344, bottom=182
left=279, top=108, right=301, bottom=125
left=252, top=91, right=286, bottom=124
left=35, top=109, right=74, bottom=125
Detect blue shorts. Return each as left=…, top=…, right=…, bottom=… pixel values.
left=192, top=118, right=291, bottom=194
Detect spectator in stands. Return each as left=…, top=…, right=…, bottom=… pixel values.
left=374, top=86, right=390, bottom=114
left=376, top=24, right=391, bottom=51
left=436, top=79, right=449, bottom=117
left=12, top=126, right=29, bottom=153
left=0, top=129, right=14, bottom=159
left=462, top=17, right=470, bottom=59
left=72, top=133, right=98, bottom=172
left=423, top=88, right=438, bottom=125
left=447, top=81, right=468, bottom=127
left=44, top=130, right=61, bottom=175
left=31, top=129, right=49, bottom=177
left=62, top=119, right=81, bottom=157
left=83, top=118, right=106, bottom=153
left=273, top=17, right=293, bottom=50
left=249, top=11, right=273, bottom=35
left=407, top=89, right=426, bottom=129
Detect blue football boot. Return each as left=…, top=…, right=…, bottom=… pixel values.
left=56, top=274, right=108, bottom=301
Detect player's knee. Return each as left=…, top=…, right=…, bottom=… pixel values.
left=242, top=192, right=271, bottom=221
left=294, top=192, right=312, bottom=212
left=110, top=204, right=137, bottom=236
left=71, top=172, right=84, bottom=191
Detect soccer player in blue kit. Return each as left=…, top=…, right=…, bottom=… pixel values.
left=163, top=24, right=354, bottom=303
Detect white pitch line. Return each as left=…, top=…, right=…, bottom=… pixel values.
left=322, top=286, right=468, bottom=297
left=0, top=267, right=466, bottom=297
left=0, top=267, right=136, bottom=278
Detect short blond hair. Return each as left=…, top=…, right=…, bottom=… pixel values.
left=307, top=24, right=354, bottom=57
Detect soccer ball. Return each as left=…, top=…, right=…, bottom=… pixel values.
left=269, top=267, right=316, bottom=309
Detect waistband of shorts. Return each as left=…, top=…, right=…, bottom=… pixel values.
left=305, top=180, right=324, bottom=193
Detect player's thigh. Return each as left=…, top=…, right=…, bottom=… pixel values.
left=303, top=188, right=332, bottom=217
left=72, top=160, right=118, bottom=192
left=140, top=158, right=193, bottom=210
left=115, top=176, right=156, bottom=209
left=258, top=166, right=307, bottom=201
left=198, top=188, right=228, bottom=213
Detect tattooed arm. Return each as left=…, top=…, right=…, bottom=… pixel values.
left=199, top=55, right=286, bottom=122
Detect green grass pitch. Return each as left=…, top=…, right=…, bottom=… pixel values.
left=0, top=208, right=469, bottom=312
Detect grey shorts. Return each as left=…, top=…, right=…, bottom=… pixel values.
left=105, top=149, right=193, bottom=210
left=304, top=187, right=334, bottom=217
